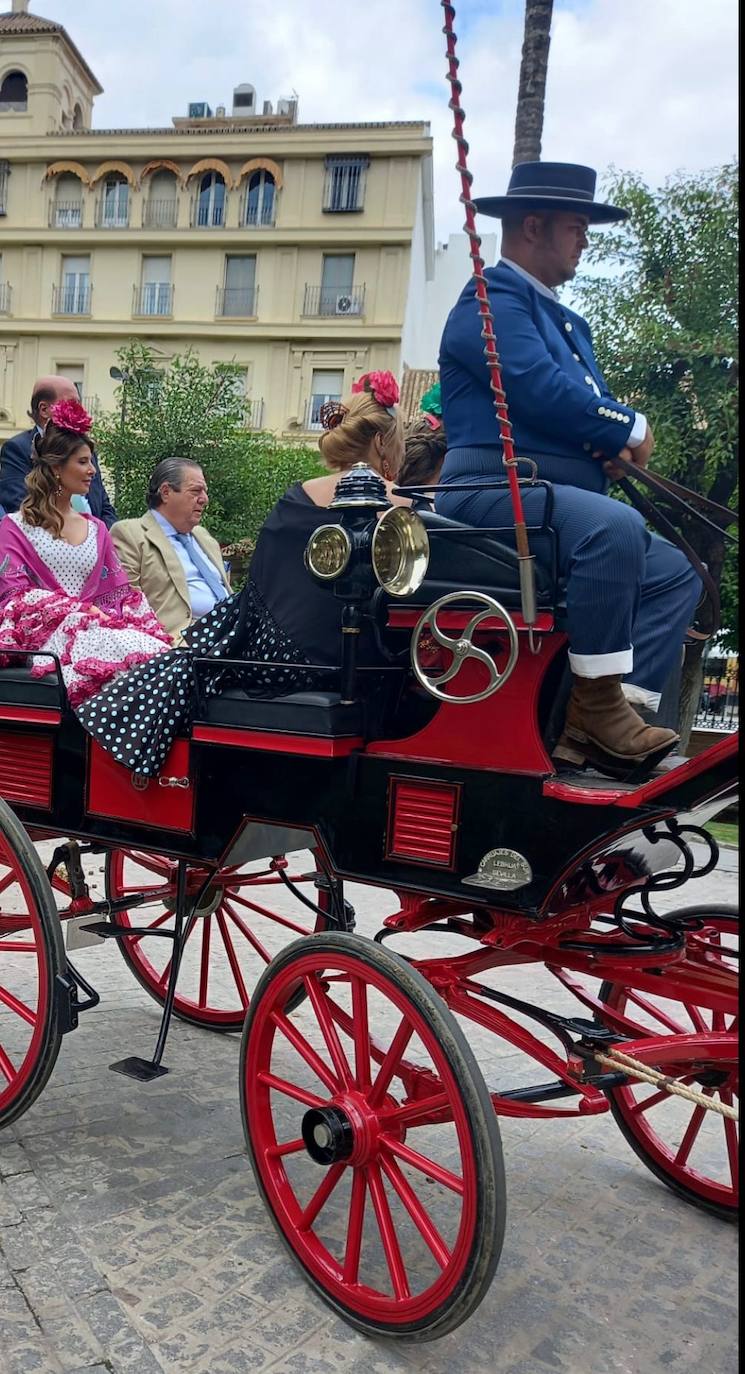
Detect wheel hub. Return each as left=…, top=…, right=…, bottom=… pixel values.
left=302, top=1105, right=354, bottom=1165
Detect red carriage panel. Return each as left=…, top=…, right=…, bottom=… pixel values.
left=86, top=738, right=195, bottom=832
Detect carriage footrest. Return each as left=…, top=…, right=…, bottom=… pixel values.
left=109, top=1056, right=169, bottom=1081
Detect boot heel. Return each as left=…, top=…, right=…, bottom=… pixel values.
left=552, top=736, right=587, bottom=767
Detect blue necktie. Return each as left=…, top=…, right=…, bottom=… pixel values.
left=174, top=532, right=227, bottom=605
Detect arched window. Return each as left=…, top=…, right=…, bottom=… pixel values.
left=53, top=174, right=84, bottom=228
left=0, top=71, right=28, bottom=112
left=98, top=173, right=129, bottom=228
left=244, top=170, right=275, bottom=227
left=72, top=103, right=84, bottom=131
left=196, top=172, right=226, bottom=227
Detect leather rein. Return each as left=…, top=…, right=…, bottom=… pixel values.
left=611, top=454, right=738, bottom=637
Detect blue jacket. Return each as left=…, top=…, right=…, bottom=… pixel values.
left=0, top=428, right=117, bottom=527
left=439, top=262, right=637, bottom=489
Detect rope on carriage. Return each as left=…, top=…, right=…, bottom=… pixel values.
left=441, top=2, right=533, bottom=578
left=592, top=1047, right=739, bottom=1120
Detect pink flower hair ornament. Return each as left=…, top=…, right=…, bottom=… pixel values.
left=351, top=370, right=400, bottom=412
left=48, top=398, right=93, bottom=436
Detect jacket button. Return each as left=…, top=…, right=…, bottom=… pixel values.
left=564, top=321, right=573, bottom=332
left=573, top=353, right=580, bottom=361
left=583, top=442, right=592, bottom=451
left=584, top=375, right=593, bottom=385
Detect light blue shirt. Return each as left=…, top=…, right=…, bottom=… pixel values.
left=151, top=509, right=224, bottom=619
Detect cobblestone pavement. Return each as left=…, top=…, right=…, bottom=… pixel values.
left=0, top=842, right=738, bottom=1374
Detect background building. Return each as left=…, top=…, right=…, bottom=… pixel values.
left=401, top=231, right=498, bottom=371
left=0, top=0, right=433, bottom=440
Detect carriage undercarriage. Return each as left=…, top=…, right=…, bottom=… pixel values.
left=1, top=620, right=738, bottom=1337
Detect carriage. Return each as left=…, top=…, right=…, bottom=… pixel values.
left=0, top=460, right=738, bottom=1340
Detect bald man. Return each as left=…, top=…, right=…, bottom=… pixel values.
left=0, top=374, right=117, bottom=527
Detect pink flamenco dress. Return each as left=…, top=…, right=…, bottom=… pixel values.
left=0, top=512, right=171, bottom=707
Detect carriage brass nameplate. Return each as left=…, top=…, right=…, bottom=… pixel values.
left=462, top=848, right=533, bottom=891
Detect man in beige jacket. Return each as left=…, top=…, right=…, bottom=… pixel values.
left=112, top=457, right=230, bottom=643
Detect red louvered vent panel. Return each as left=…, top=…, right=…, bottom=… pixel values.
left=386, top=776, right=461, bottom=868
left=0, top=730, right=54, bottom=809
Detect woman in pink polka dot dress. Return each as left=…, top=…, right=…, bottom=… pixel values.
left=0, top=400, right=170, bottom=706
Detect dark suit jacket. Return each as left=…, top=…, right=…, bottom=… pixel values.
left=439, top=262, right=638, bottom=490
left=0, top=428, right=117, bottom=528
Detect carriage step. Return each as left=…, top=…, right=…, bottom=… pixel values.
left=81, top=921, right=176, bottom=940
left=109, top=1056, right=170, bottom=1082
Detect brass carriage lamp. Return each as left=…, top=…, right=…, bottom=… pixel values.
left=303, top=463, right=430, bottom=700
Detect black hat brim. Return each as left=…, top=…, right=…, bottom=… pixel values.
left=473, top=194, right=628, bottom=224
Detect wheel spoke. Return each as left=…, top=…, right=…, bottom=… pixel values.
left=382, top=1136, right=465, bottom=1195
left=122, top=852, right=176, bottom=881
left=298, top=1161, right=346, bottom=1230
left=215, top=913, right=250, bottom=1008
left=674, top=1105, right=706, bottom=1167
left=257, top=1069, right=325, bottom=1110
left=0, top=984, right=37, bottom=1027
left=683, top=1003, right=707, bottom=1033
left=366, top=1161, right=411, bottom=1300
left=623, top=990, right=688, bottom=1034
left=630, top=1075, right=698, bottom=1116
left=379, top=1092, right=452, bottom=1130
left=368, top=1015, right=415, bottom=1107
left=351, top=976, right=371, bottom=1089
left=343, top=1167, right=367, bottom=1285
left=0, top=869, right=16, bottom=897
left=721, top=1089, right=739, bottom=1190
left=198, top=915, right=212, bottom=1008
left=127, top=908, right=175, bottom=949
left=270, top=1010, right=341, bottom=1094
left=0, top=1043, right=17, bottom=1084
left=379, top=1151, right=451, bottom=1269
left=303, top=974, right=353, bottom=1089
left=227, top=891, right=313, bottom=937
left=0, top=940, right=39, bottom=953
left=223, top=902, right=272, bottom=964
left=267, top=1137, right=306, bottom=1159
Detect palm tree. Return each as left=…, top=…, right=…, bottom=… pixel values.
left=512, top=0, right=554, bottom=167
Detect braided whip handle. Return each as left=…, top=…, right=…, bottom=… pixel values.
left=441, top=1, right=533, bottom=584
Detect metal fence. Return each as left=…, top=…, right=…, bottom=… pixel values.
left=693, top=657, right=739, bottom=731
left=0, top=281, right=11, bottom=314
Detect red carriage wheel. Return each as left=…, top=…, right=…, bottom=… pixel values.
left=239, top=932, right=505, bottom=1340
left=105, top=847, right=336, bottom=1031
left=599, top=906, right=738, bottom=1221
left=0, top=798, right=65, bottom=1128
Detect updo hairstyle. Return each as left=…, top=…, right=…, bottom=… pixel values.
left=21, top=424, right=91, bottom=537
left=399, top=417, right=448, bottom=488
left=318, top=390, right=403, bottom=474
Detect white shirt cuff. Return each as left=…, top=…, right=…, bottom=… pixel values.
left=626, top=411, right=648, bottom=448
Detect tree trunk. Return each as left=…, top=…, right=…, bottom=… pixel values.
left=513, top=0, right=554, bottom=167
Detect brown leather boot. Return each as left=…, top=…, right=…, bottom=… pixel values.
left=553, top=675, right=679, bottom=771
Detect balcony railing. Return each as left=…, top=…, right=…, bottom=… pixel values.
left=133, top=283, right=174, bottom=317
left=246, top=398, right=265, bottom=430
left=242, top=202, right=275, bottom=228
left=95, top=196, right=130, bottom=229
left=142, top=198, right=179, bottom=228
left=52, top=282, right=92, bottom=316
left=0, top=282, right=11, bottom=315
left=305, top=393, right=342, bottom=431
left=191, top=196, right=228, bottom=228
left=49, top=199, right=83, bottom=228
left=302, top=284, right=365, bottom=318
left=216, top=285, right=258, bottom=317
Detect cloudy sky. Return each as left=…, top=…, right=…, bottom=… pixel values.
left=37, top=0, right=738, bottom=241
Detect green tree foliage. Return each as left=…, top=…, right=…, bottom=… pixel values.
left=576, top=163, right=738, bottom=651
left=94, top=343, right=323, bottom=548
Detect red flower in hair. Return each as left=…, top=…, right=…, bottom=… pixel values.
left=351, top=370, right=400, bottom=409
left=49, top=398, right=93, bottom=436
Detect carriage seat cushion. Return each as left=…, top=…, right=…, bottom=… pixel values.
left=200, top=689, right=363, bottom=737
left=0, top=663, right=64, bottom=709
left=413, top=510, right=556, bottom=607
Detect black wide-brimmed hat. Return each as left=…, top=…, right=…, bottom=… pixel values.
left=474, top=161, right=627, bottom=224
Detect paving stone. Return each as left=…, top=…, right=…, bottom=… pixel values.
left=0, top=849, right=738, bottom=1373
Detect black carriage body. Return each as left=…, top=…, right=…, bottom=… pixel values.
left=0, top=650, right=737, bottom=920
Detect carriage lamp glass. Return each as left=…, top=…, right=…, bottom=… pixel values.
left=371, top=507, right=430, bottom=597
left=304, top=524, right=352, bottom=581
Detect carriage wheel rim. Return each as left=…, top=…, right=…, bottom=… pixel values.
left=107, top=848, right=329, bottom=1026
left=0, top=841, right=53, bottom=1114
left=243, top=946, right=483, bottom=1324
left=604, top=974, right=739, bottom=1211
